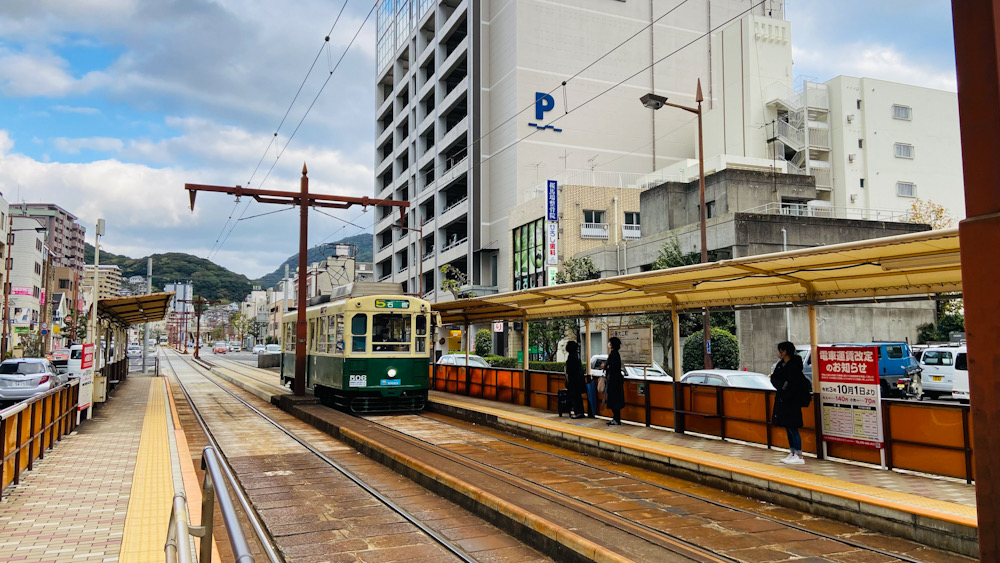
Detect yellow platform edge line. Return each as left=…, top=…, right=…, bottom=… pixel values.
left=163, top=376, right=223, bottom=563
left=430, top=395, right=978, bottom=528
left=120, top=379, right=175, bottom=562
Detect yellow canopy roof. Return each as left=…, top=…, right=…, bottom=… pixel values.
left=97, top=292, right=175, bottom=326
left=434, top=228, right=961, bottom=324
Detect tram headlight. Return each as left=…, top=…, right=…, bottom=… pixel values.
left=387, top=368, right=397, bottom=377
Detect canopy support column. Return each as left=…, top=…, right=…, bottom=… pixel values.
left=672, top=308, right=684, bottom=434
left=522, top=318, right=530, bottom=406
left=808, top=304, right=824, bottom=459
left=584, top=318, right=591, bottom=373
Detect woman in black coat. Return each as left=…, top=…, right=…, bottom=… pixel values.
left=605, top=337, right=625, bottom=425
left=564, top=341, right=586, bottom=418
left=771, top=341, right=808, bottom=465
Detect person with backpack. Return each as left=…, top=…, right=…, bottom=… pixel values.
left=771, top=341, right=810, bottom=465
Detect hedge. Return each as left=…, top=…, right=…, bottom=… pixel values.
left=682, top=327, right=740, bottom=372
left=484, top=355, right=519, bottom=368
left=529, top=361, right=565, bottom=373
left=477, top=356, right=565, bottom=372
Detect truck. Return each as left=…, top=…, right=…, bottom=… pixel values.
left=795, top=341, right=923, bottom=399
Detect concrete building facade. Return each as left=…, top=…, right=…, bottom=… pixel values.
left=10, top=216, right=46, bottom=346
left=81, top=264, right=123, bottom=301
left=11, top=203, right=86, bottom=275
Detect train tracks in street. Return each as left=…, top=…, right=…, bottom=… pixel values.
left=166, top=350, right=974, bottom=562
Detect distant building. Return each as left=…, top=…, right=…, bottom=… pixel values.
left=164, top=282, right=194, bottom=314
left=81, top=264, right=123, bottom=301
left=9, top=215, right=47, bottom=347
left=10, top=203, right=86, bottom=276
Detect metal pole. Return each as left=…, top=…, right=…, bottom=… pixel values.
left=418, top=225, right=424, bottom=296
left=42, top=245, right=53, bottom=354
left=672, top=307, right=684, bottom=433
left=952, top=1, right=1000, bottom=556
left=293, top=164, right=309, bottom=396
left=696, top=79, right=712, bottom=370
left=1, top=213, right=12, bottom=359
left=782, top=229, right=791, bottom=342
left=143, top=258, right=151, bottom=373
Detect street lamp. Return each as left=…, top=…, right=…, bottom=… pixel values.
left=641, top=79, right=713, bottom=370
left=1, top=221, right=48, bottom=359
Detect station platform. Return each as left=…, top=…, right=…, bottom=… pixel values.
left=0, top=372, right=212, bottom=563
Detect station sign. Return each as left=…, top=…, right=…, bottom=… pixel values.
left=545, top=180, right=558, bottom=221
left=608, top=325, right=653, bottom=365
left=817, top=345, right=883, bottom=448
left=493, top=321, right=504, bottom=333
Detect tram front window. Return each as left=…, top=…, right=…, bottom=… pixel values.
left=373, top=313, right=411, bottom=352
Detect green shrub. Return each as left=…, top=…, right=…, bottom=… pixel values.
left=529, top=361, right=565, bottom=373
left=484, top=355, right=519, bottom=369
left=682, top=327, right=740, bottom=372
left=474, top=329, right=493, bottom=356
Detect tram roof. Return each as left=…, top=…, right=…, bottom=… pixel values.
left=97, top=292, right=175, bottom=326
left=433, top=228, right=962, bottom=324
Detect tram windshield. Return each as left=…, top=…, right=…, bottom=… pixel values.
left=373, top=313, right=411, bottom=352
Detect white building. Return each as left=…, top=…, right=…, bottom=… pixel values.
left=825, top=76, right=964, bottom=221
left=164, top=281, right=194, bottom=314
left=373, top=0, right=783, bottom=298
left=10, top=215, right=46, bottom=346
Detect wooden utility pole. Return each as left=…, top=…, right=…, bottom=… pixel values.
left=179, top=296, right=218, bottom=360
left=185, top=164, right=409, bottom=396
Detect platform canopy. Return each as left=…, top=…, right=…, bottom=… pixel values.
left=97, top=292, right=175, bottom=326
left=434, top=228, right=962, bottom=324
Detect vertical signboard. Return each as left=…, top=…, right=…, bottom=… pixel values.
left=546, top=180, right=558, bottom=221
left=546, top=221, right=558, bottom=265
left=608, top=325, right=653, bottom=365
left=817, top=346, right=883, bottom=448
left=78, top=343, right=94, bottom=411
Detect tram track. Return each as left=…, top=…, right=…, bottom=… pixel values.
left=369, top=412, right=965, bottom=563
left=163, top=351, right=486, bottom=563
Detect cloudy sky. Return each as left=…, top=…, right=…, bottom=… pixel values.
left=0, top=0, right=958, bottom=279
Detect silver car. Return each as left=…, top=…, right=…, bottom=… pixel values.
left=0, top=358, right=67, bottom=404
left=680, top=369, right=775, bottom=390
left=437, top=354, right=491, bottom=367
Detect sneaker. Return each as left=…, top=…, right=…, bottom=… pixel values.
left=607, top=420, right=621, bottom=426
left=779, top=454, right=794, bottom=463
left=786, top=456, right=805, bottom=465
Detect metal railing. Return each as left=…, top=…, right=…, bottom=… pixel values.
left=166, top=446, right=254, bottom=563
left=622, top=224, right=641, bottom=240
left=775, top=119, right=804, bottom=146
left=743, top=202, right=913, bottom=222
left=1, top=380, right=80, bottom=498
left=581, top=223, right=610, bottom=239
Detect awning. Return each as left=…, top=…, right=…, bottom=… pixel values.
left=434, top=228, right=961, bottom=324
left=97, top=292, right=175, bottom=325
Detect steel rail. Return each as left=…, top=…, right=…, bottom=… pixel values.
left=161, top=353, right=283, bottom=563
left=177, top=353, right=477, bottom=563
left=397, top=413, right=945, bottom=563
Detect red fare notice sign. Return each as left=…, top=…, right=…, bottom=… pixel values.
left=81, top=343, right=95, bottom=370
left=817, top=346, right=883, bottom=448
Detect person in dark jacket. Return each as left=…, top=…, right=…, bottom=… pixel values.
left=564, top=341, right=586, bottom=418
left=605, top=337, right=625, bottom=425
left=771, top=341, right=808, bottom=465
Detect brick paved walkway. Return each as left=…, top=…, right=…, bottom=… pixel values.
left=0, top=376, right=151, bottom=562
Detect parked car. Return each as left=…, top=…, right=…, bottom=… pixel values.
left=127, top=345, right=143, bottom=358
left=46, top=348, right=70, bottom=373
left=252, top=344, right=267, bottom=354
left=265, top=344, right=282, bottom=354
left=919, top=345, right=965, bottom=399
left=213, top=342, right=228, bottom=354
left=589, top=354, right=671, bottom=380
left=67, top=344, right=85, bottom=377
left=0, top=358, right=67, bottom=405
left=436, top=354, right=491, bottom=368
left=950, top=346, right=969, bottom=404
left=680, top=369, right=775, bottom=390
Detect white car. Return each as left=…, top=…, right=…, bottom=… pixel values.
left=436, top=354, right=491, bottom=367
left=265, top=344, right=282, bottom=354
left=127, top=346, right=143, bottom=358
left=252, top=344, right=267, bottom=354
left=589, top=354, right=671, bottom=380
left=919, top=345, right=964, bottom=400
left=680, top=369, right=775, bottom=390
left=945, top=346, right=969, bottom=404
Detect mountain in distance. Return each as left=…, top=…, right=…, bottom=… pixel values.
left=254, top=233, right=373, bottom=289
left=84, top=244, right=252, bottom=303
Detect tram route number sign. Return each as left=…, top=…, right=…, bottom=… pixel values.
left=817, top=345, right=883, bottom=448
left=608, top=325, right=653, bottom=365
left=375, top=299, right=410, bottom=310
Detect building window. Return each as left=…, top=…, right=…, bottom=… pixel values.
left=512, top=218, right=545, bottom=291
left=583, top=210, right=606, bottom=224
left=858, top=139, right=863, bottom=149
left=706, top=201, right=717, bottom=219
left=624, top=212, right=640, bottom=225
left=35, top=263, right=42, bottom=275
left=892, top=104, right=912, bottom=120
left=896, top=182, right=917, bottom=198
left=860, top=179, right=865, bottom=188
left=894, top=143, right=915, bottom=159
left=856, top=99, right=862, bottom=110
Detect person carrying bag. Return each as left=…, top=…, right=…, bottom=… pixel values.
left=771, top=341, right=810, bottom=465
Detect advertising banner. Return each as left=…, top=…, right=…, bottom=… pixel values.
left=78, top=343, right=94, bottom=411
left=546, top=221, right=558, bottom=265
left=817, top=346, right=883, bottom=448
left=546, top=180, right=558, bottom=221
left=608, top=325, right=653, bottom=365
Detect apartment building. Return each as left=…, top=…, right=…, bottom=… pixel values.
left=373, top=0, right=783, bottom=299
left=9, top=216, right=46, bottom=345
left=11, top=203, right=86, bottom=276
left=81, top=264, right=123, bottom=301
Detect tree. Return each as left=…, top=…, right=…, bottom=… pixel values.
left=683, top=328, right=740, bottom=372
left=905, top=198, right=954, bottom=230
left=554, top=257, right=599, bottom=284
left=231, top=313, right=251, bottom=342
left=19, top=333, right=45, bottom=358
left=527, top=257, right=598, bottom=360
left=474, top=329, right=493, bottom=356
left=440, top=265, right=475, bottom=299
left=917, top=312, right=966, bottom=344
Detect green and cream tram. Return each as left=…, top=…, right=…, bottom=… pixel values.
left=280, top=282, right=436, bottom=412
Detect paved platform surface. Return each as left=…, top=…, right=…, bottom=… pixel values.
left=0, top=372, right=202, bottom=563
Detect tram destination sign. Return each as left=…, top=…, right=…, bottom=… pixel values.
left=374, top=299, right=410, bottom=309
left=817, top=345, right=883, bottom=448
left=608, top=324, right=653, bottom=365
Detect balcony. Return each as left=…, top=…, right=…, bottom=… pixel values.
left=622, top=224, right=641, bottom=240
left=811, top=167, right=832, bottom=190
left=581, top=223, right=610, bottom=240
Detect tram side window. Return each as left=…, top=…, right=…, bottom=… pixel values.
left=330, top=315, right=345, bottom=353
left=351, top=314, right=367, bottom=352
left=415, top=314, right=427, bottom=353
left=285, top=322, right=295, bottom=352
left=373, top=313, right=411, bottom=352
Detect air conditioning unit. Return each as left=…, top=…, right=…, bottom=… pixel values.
left=847, top=114, right=855, bottom=123
left=850, top=194, right=858, bottom=203
left=848, top=154, right=856, bottom=162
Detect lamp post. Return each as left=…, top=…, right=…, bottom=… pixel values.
left=640, top=79, right=713, bottom=371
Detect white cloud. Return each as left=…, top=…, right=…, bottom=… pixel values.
left=0, top=50, right=107, bottom=97
left=52, top=137, right=124, bottom=154
left=793, top=43, right=957, bottom=92
left=53, top=105, right=100, bottom=115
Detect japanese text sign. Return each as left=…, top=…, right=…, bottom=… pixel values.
left=817, top=346, right=883, bottom=448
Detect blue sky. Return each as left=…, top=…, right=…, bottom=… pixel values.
left=0, top=0, right=959, bottom=278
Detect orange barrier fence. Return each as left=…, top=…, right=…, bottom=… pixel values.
left=1, top=380, right=81, bottom=498
left=430, top=365, right=975, bottom=482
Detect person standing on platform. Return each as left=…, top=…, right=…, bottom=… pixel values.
left=605, top=337, right=624, bottom=426
left=585, top=360, right=598, bottom=418
left=771, top=341, right=808, bottom=465
left=564, top=341, right=586, bottom=419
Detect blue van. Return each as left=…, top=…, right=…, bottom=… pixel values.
left=796, top=341, right=922, bottom=398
